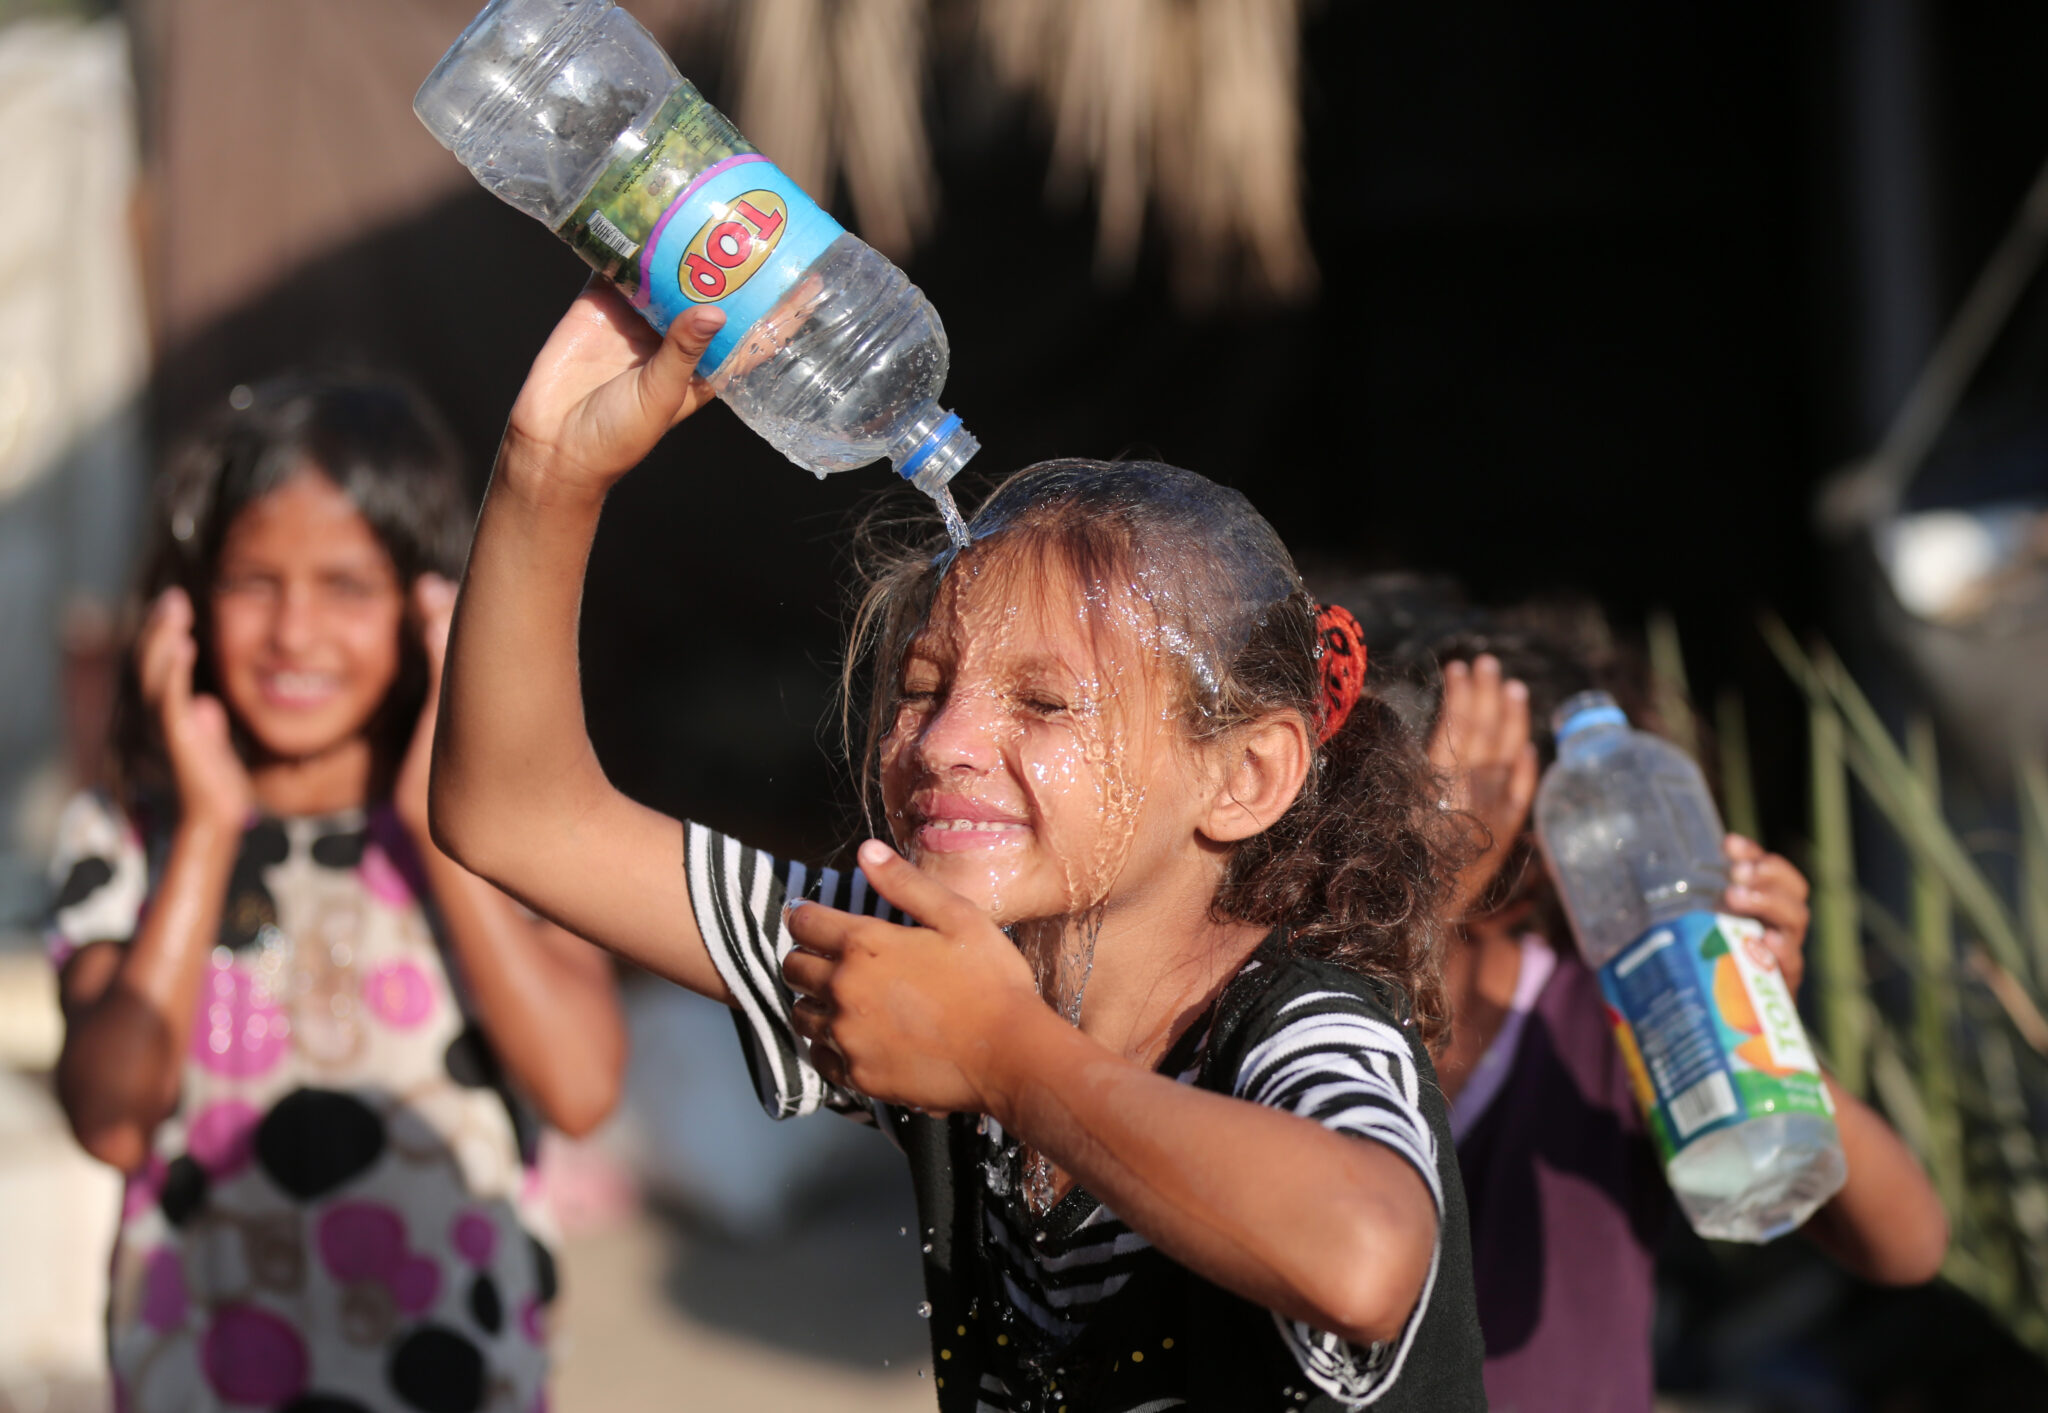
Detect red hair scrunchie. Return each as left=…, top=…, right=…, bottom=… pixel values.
left=1314, top=603, right=1368, bottom=743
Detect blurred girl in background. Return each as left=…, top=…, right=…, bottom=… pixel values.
left=1338, top=582, right=1948, bottom=1413
left=48, top=379, right=624, bottom=1413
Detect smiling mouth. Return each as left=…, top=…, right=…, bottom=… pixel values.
left=256, top=671, right=343, bottom=708
left=914, top=815, right=1030, bottom=852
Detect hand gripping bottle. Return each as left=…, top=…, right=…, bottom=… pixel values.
left=1534, top=690, right=1846, bottom=1241
left=415, top=0, right=978, bottom=499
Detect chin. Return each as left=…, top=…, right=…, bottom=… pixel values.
left=234, top=704, right=377, bottom=764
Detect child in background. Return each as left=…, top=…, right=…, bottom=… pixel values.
left=49, top=379, right=625, bottom=1413
left=429, top=286, right=1487, bottom=1410
left=1342, top=582, right=1948, bottom=1413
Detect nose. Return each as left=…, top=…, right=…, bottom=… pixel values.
left=916, top=687, right=1003, bottom=776
left=268, top=582, right=318, bottom=656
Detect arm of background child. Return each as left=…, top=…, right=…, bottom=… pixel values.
left=785, top=843, right=1441, bottom=1349
left=430, top=283, right=735, bottom=1005
left=1428, top=655, right=1539, bottom=920
left=398, top=574, right=627, bottom=1139
left=56, top=590, right=248, bottom=1171
left=1724, top=834, right=1950, bottom=1285
left=57, top=817, right=237, bottom=1172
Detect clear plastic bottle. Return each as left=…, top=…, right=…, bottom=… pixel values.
left=414, top=0, right=978, bottom=501
left=1534, top=690, right=1846, bottom=1242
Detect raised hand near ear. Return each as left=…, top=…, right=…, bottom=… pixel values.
left=503, top=280, right=726, bottom=499
left=138, top=587, right=252, bottom=831
left=781, top=840, right=1041, bottom=1115
left=396, top=574, right=458, bottom=843
left=1429, top=655, right=1540, bottom=921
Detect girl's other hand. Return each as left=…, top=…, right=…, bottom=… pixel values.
left=395, top=574, right=458, bottom=841
left=1724, top=833, right=1811, bottom=993
left=138, top=587, right=251, bottom=831
left=1429, top=655, right=1539, bottom=919
left=781, top=840, right=1043, bottom=1115
left=503, top=280, right=726, bottom=498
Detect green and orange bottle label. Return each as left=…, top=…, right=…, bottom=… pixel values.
left=1598, top=912, right=1832, bottom=1163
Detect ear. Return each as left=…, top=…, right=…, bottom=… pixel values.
left=1202, top=713, right=1313, bottom=844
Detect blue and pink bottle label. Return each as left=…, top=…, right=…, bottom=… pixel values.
left=633, top=155, right=844, bottom=372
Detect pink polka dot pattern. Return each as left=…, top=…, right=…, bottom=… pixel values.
left=451, top=1211, right=497, bottom=1268
left=316, top=1202, right=406, bottom=1284
left=200, top=1305, right=307, bottom=1407
left=185, top=1100, right=260, bottom=1178
left=391, top=1254, right=442, bottom=1315
left=520, top=1297, right=545, bottom=1346
left=363, top=959, right=435, bottom=1029
left=139, top=1248, right=187, bottom=1332
left=192, top=962, right=287, bottom=1078
left=358, top=840, right=416, bottom=908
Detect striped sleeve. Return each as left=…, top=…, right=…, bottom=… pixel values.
left=682, top=821, right=905, bottom=1121
left=1233, top=987, right=1443, bottom=1408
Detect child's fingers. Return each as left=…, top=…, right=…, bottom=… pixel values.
left=1428, top=660, right=1472, bottom=770
left=1751, top=852, right=1811, bottom=904
left=1508, top=739, right=1540, bottom=813
left=783, top=896, right=913, bottom=959
left=413, top=574, right=458, bottom=682
left=781, top=946, right=834, bottom=999
left=1726, top=878, right=1809, bottom=939
left=1496, top=676, right=1532, bottom=760
left=1723, top=833, right=1765, bottom=864
left=634, top=306, right=724, bottom=427
left=854, top=839, right=983, bottom=936
left=1465, top=655, right=1505, bottom=746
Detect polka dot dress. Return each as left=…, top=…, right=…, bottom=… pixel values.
left=47, top=793, right=557, bottom=1413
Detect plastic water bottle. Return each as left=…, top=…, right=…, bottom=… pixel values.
left=1534, top=690, right=1846, bottom=1242
left=414, top=0, right=978, bottom=510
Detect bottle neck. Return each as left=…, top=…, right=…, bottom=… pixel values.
left=891, top=408, right=979, bottom=496
left=1556, top=722, right=1628, bottom=764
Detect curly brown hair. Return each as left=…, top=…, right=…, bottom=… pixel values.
left=842, top=460, right=1466, bottom=1044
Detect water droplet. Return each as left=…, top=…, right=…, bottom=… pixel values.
left=922, top=1242, right=933, bottom=1253
left=917, top=1301, right=933, bottom=1318
left=899, top=1226, right=907, bottom=1236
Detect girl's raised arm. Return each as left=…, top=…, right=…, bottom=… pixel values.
left=430, top=284, right=733, bottom=1002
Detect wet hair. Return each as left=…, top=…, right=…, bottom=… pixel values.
left=108, top=375, right=471, bottom=809
left=845, top=461, right=1466, bottom=1043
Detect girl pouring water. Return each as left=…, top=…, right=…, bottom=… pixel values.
left=431, top=286, right=1487, bottom=1410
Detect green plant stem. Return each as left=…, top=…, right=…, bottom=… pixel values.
left=1907, top=716, right=1966, bottom=1216
left=1809, top=694, right=1868, bottom=1096
left=1716, top=688, right=1760, bottom=843
left=2019, top=749, right=2048, bottom=992
left=1647, top=609, right=1699, bottom=762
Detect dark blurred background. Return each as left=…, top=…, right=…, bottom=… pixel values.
left=5, top=2, right=2048, bottom=1409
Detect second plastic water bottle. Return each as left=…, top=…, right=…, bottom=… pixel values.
left=415, top=0, right=978, bottom=505
left=1534, top=690, right=1846, bottom=1242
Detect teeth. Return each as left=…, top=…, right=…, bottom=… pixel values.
left=932, top=819, right=1024, bottom=832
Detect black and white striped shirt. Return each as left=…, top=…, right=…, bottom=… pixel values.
left=683, top=823, right=1485, bottom=1412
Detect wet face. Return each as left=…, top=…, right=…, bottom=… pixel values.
left=209, top=471, right=406, bottom=763
left=877, top=547, right=1220, bottom=926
